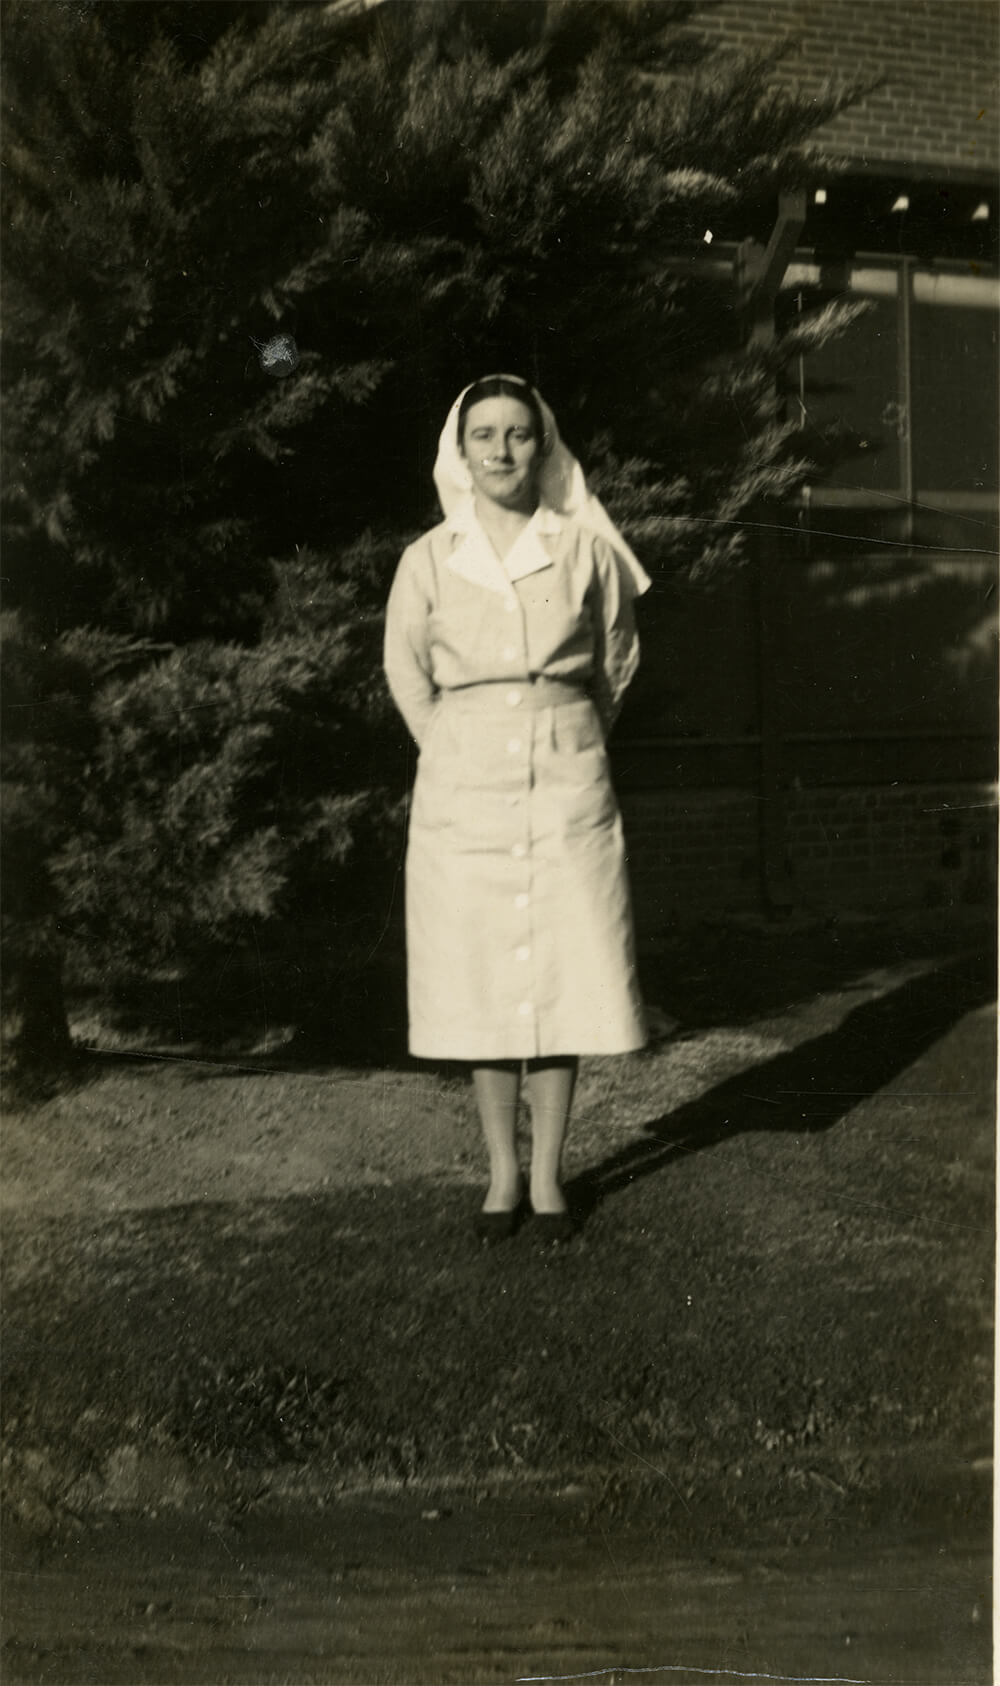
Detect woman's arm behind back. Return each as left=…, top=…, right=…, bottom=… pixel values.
left=590, top=535, right=644, bottom=738
left=384, top=543, right=438, bottom=749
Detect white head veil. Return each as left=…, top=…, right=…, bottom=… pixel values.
left=432, top=376, right=651, bottom=596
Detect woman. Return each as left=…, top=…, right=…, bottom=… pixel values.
left=384, top=374, right=649, bottom=1243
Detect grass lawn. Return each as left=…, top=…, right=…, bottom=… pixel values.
left=3, top=915, right=993, bottom=1546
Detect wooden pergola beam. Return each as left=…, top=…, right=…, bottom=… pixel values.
left=737, top=187, right=808, bottom=312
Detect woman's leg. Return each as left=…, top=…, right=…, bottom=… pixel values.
left=472, top=1061, right=523, bottom=1211
left=525, top=1056, right=578, bottom=1214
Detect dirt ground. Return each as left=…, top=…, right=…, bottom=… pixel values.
left=2, top=916, right=995, bottom=1683
left=3, top=1493, right=990, bottom=1684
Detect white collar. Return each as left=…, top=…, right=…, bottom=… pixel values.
left=445, top=499, right=563, bottom=595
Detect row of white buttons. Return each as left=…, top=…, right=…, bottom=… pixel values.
left=506, top=680, right=526, bottom=893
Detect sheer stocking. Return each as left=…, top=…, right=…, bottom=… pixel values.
left=525, top=1056, right=578, bottom=1214
left=472, top=1062, right=522, bottom=1211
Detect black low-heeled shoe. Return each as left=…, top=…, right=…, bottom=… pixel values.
left=473, top=1207, right=522, bottom=1245
left=532, top=1210, right=576, bottom=1245
left=474, top=1181, right=526, bottom=1245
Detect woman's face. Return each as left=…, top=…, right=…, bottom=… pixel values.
left=459, top=396, right=542, bottom=514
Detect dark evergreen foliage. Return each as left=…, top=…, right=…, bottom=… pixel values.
left=2, top=0, right=865, bottom=1070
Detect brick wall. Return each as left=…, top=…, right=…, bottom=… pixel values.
left=617, top=4, right=998, bottom=933
left=784, top=783, right=998, bottom=911
left=624, top=789, right=760, bottom=926
left=622, top=782, right=998, bottom=932
left=694, top=0, right=998, bottom=175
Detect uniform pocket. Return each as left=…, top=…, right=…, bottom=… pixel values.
left=552, top=701, right=605, bottom=756
left=540, top=702, right=616, bottom=841
left=413, top=706, right=459, bottom=829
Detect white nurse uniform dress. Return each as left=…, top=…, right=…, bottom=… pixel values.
left=384, top=497, right=648, bottom=1061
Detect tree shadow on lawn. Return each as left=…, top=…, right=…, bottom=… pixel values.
left=567, top=948, right=996, bottom=1224
left=78, top=912, right=994, bottom=1076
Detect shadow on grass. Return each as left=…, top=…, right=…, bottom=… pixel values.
left=567, top=948, right=996, bottom=1223
left=71, top=947, right=412, bottom=1074
left=75, top=913, right=994, bottom=1077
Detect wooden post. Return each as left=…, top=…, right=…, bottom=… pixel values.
left=898, top=255, right=914, bottom=546
left=755, top=537, right=794, bottom=916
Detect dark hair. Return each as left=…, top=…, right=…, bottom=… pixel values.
left=456, top=373, right=547, bottom=450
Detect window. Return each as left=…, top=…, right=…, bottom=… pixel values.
left=772, top=257, right=998, bottom=750
left=783, top=258, right=999, bottom=523
left=911, top=278, right=998, bottom=497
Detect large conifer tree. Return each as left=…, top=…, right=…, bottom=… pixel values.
left=2, top=0, right=862, bottom=1071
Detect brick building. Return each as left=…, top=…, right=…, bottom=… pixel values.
left=616, top=0, right=998, bottom=929
left=697, top=0, right=997, bottom=177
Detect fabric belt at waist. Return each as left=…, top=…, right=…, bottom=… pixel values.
left=439, top=677, right=588, bottom=711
